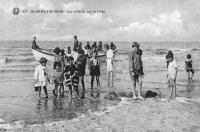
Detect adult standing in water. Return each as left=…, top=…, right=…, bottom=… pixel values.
left=129, top=42, right=144, bottom=100
left=32, top=36, right=40, bottom=49
left=74, top=36, right=79, bottom=52
left=105, top=44, right=114, bottom=89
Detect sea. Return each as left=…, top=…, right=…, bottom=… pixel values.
left=0, top=41, right=200, bottom=127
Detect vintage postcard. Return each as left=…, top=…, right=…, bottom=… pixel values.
left=0, top=0, right=200, bottom=131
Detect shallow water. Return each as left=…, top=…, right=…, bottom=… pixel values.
left=0, top=41, right=200, bottom=125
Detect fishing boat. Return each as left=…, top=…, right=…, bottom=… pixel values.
left=32, top=48, right=55, bottom=61
left=32, top=48, right=118, bottom=62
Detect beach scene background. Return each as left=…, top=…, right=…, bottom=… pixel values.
left=0, top=41, right=200, bottom=130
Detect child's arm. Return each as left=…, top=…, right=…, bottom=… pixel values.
left=46, top=69, right=50, bottom=84
left=34, top=66, right=39, bottom=82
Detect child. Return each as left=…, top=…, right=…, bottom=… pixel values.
left=34, top=57, right=49, bottom=98
left=185, top=54, right=195, bottom=81
left=64, top=56, right=80, bottom=99
left=51, top=62, right=64, bottom=98
left=89, top=52, right=100, bottom=97
left=105, top=44, right=114, bottom=89
left=129, top=43, right=144, bottom=100
left=75, top=50, right=87, bottom=97
left=166, top=53, right=178, bottom=101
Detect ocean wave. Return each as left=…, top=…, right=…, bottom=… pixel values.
left=6, top=57, right=35, bottom=63
left=0, top=58, right=8, bottom=63
left=143, top=56, right=165, bottom=61
left=0, top=69, right=34, bottom=73
left=0, top=77, right=33, bottom=82
left=191, top=48, right=200, bottom=51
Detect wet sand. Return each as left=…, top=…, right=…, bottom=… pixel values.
left=3, top=97, right=200, bottom=132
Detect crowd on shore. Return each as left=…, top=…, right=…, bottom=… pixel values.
left=33, top=36, right=195, bottom=101
left=33, top=36, right=116, bottom=99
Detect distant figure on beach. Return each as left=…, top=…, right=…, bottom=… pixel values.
left=129, top=42, right=144, bottom=100
left=166, top=52, right=178, bottom=101
left=110, top=42, right=116, bottom=51
left=97, top=41, right=103, bottom=53
left=85, top=42, right=91, bottom=50
left=89, top=52, right=101, bottom=97
left=34, top=57, right=49, bottom=98
left=32, top=36, right=40, bottom=49
left=64, top=56, right=80, bottom=99
left=185, top=53, right=195, bottom=81
left=75, top=50, right=87, bottom=98
left=73, top=36, right=79, bottom=51
left=66, top=46, right=72, bottom=57
left=166, top=50, right=174, bottom=68
left=84, top=42, right=91, bottom=57
left=105, top=44, right=114, bottom=89
left=91, top=42, right=97, bottom=53
left=51, top=62, right=64, bottom=98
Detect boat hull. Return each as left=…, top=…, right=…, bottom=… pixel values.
left=32, top=48, right=118, bottom=62
left=32, top=49, right=55, bottom=61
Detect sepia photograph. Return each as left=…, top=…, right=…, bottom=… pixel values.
left=0, top=0, right=200, bottom=131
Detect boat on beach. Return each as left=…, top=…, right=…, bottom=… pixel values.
left=32, top=48, right=118, bottom=62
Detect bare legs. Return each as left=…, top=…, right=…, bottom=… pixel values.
left=91, top=76, right=100, bottom=97
left=39, top=86, right=48, bottom=98
left=107, top=71, right=113, bottom=91
left=131, top=75, right=144, bottom=100
left=168, top=78, right=176, bottom=101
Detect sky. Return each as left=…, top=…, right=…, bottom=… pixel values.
left=0, top=0, right=200, bottom=41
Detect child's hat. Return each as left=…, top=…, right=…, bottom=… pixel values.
left=39, top=57, right=47, bottom=63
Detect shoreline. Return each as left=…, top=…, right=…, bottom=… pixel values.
left=1, top=96, right=200, bottom=132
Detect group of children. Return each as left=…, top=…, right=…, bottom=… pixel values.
left=34, top=41, right=115, bottom=99
left=129, top=42, right=195, bottom=101
left=165, top=50, right=195, bottom=101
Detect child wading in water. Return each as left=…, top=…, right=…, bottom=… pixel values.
left=129, top=42, right=144, bottom=100
left=185, top=54, right=195, bottom=81
left=34, top=57, right=49, bottom=98
left=64, top=56, right=80, bottom=99
left=51, top=62, right=64, bottom=98
left=166, top=52, right=178, bottom=101
left=89, top=52, right=100, bottom=97
left=105, top=44, right=114, bottom=89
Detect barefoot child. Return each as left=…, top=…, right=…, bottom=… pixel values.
left=89, top=52, right=100, bottom=97
left=75, top=50, right=87, bottom=97
left=51, top=62, right=64, bottom=98
left=34, top=57, right=49, bottom=98
left=105, top=44, right=114, bottom=89
left=64, top=56, right=80, bottom=99
left=129, top=42, right=144, bottom=100
left=166, top=53, right=178, bottom=101
left=185, top=54, right=195, bottom=81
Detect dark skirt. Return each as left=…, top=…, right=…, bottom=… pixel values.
left=90, top=66, right=100, bottom=76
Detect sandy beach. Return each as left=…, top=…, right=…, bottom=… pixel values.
left=2, top=96, right=200, bottom=132
left=1, top=42, right=200, bottom=132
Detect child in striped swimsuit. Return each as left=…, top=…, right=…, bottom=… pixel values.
left=64, top=56, right=80, bottom=99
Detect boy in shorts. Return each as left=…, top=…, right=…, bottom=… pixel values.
left=129, top=43, right=144, bottom=100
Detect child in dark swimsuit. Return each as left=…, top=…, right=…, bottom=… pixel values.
left=89, top=52, right=100, bottom=97
left=64, top=56, right=80, bottom=99
left=185, top=54, right=194, bottom=80
left=51, top=62, right=63, bottom=98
